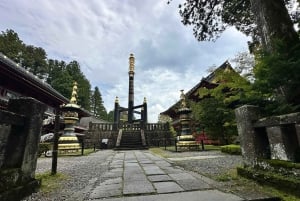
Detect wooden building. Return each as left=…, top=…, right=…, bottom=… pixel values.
left=160, top=61, right=235, bottom=143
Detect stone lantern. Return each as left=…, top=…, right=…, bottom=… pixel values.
left=176, top=90, right=196, bottom=149
left=58, top=81, right=81, bottom=153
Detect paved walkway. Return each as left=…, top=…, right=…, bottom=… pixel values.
left=85, top=150, right=243, bottom=201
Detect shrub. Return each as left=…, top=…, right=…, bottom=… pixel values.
left=221, top=144, right=241, bottom=155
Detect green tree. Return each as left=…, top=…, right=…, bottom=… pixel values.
left=171, top=0, right=299, bottom=46
left=91, top=86, right=107, bottom=119
left=22, top=45, right=48, bottom=78
left=66, top=61, right=91, bottom=110
left=0, top=29, right=24, bottom=62
left=106, top=110, right=114, bottom=122
left=172, top=0, right=300, bottom=107
left=191, top=68, right=261, bottom=143
left=50, top=70, right=73, bottom=99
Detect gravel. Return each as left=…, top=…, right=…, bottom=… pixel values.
left=23, top=150, right=114, bottom=201
left=164, top=151, right=243, bottom=178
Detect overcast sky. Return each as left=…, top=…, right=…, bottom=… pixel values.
left=0, top=0, right=250, bottom=122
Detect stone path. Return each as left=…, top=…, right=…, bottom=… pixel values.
left=87, top=150, right=243, bottom=201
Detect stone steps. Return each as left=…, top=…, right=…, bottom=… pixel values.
left=116, top=131, right=148, bottom=150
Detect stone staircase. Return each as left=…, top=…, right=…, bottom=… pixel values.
left=115, top=130, right=148, bottom=150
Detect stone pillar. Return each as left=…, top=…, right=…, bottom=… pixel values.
left=4, top=97, right=46, bottom=179
left=0, top=124, right=11, bottom=168
left=143, top=97, right=147, bottom=124
left=235, top=105, right=260, bottom=165
left=113, top=96, right=120, bottom=130
left=128, top=54, right=135, bottom=123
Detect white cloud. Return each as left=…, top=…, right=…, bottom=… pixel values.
left=0, top=0, right=250, bottom=122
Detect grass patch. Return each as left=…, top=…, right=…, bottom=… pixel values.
left=149, top=147, right=171, bottom=158
left=35, top=172, right=67, bottom=193
left=215, top=168, right=239, bottom=182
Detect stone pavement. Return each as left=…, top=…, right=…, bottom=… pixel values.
left=87, top=150, right=244, bottom=201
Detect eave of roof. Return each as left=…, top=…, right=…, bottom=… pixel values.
left=0, top=53, right=69, bottom=108
left=160, top=61, right=232, bottom=117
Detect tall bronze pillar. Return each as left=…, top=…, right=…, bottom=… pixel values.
left=128, top=53, right=135, bottom=123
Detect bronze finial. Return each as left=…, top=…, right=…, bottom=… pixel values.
left=180, top=90, right=186, bottom=108
left=70, top=81, right=78, bottom=104
left=115, top=96, right=119, bottom=103
left=129, top=53, right=135, bottom=72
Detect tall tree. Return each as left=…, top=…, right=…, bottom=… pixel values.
left=91, top=86, right=107, bottom=119
left=22, top=45, right=48, bottom=78
left=0, top=29, right=24, bottom=63
left=66, top=61, right=91, bottom=110
left=106, top=111, right=114, bottom=122
left=171, top=0, right=299, bottom=45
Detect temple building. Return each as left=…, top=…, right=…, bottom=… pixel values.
left=160, top=61, right=236, bottom=143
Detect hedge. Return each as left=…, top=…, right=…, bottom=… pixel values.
left=220, top=144, right=241, bottom=155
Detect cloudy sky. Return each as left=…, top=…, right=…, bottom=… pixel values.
left=0, top=0, right=250, bottom=122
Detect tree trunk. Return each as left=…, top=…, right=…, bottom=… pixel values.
left=250, top=0, right=299, bottom=52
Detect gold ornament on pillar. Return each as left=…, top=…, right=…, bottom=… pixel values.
left=129, top=53, right=135, bottom=73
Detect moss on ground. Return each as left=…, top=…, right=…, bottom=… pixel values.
left=35, top=172, right=67, bottom=193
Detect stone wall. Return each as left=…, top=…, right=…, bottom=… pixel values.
left=0, top=98, right=46, bottom=201
left=235, top=105, right=300, bottom=165
left=87, top=122, right=171, bottom=148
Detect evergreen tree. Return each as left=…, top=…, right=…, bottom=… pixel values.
left=91, top=86, right=107, bottom=119
left=0, top=29, right=24, bottom=62
left=106, top=111, right=114, bottom=122
left=66, top=61, right=91, bottom=110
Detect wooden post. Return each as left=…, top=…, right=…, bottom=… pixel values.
left=51, top=110, right=60, bottom=175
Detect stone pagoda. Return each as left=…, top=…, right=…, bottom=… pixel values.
left=58, top=82, right=81, bottom=153
left=176, top=90, right=198, bottom=150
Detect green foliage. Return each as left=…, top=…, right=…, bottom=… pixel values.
left=90, top=86, right=107, bottom=119
left=191, top=68, right=261, bottom=143
left=254, top=41, right=300, bottom=108
left=171, top=0, right=298, bottom=42
left=237, top=166, right=300, bottom=197
left=0, top=29, right=24, bottom=62
left=221, top=144, right=241, bottom=155
left=106, top=111, right=114, bottom=122
left=50, top=71, right=73, bottom=99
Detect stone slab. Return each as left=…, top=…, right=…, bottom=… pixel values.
left=169, top=172, right=196, bottom=180
left=160, top=166, right=182, bottom=174
left=123, top=180, right=155, bottom=195
left=176, top=179, right=211, bottom=190
left=147, top=174, right=172, bottom=182
left=94, top=190, right=243, bottom=201
left=89, top=183, right=122, bottom=199
left=143, top=166, right=165, bottom=175
left=124, top=173, right=147, bottom=181
left=153, top=181, right=184, bottom=193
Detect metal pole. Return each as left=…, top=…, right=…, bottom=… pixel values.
left=51, top=109, right=60, bottom=175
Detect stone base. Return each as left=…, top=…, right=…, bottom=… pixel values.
left=0, top=178, right=41, bottom=201
left=58, top=136, right=81, bottom=154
